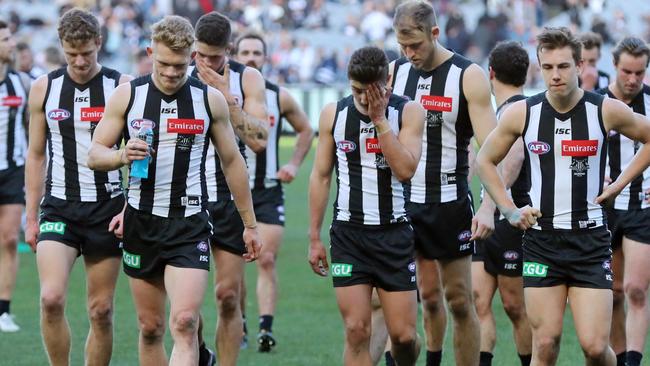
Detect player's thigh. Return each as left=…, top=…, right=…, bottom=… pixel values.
left=622, top=237, right=650, bottom=291
left=128, top=276, right=166, bottom=327
left=439, top=255, right=473, bottom=299
left=36, top=241, right=78, bottom=295
left=568, top=286, right=613, bottom=348
left=84, top=256, right=121, bottom=301
left=497, top=275, right=525, bottom=313
left=165, top=266, right=209, bottom=313
left=0, top=204, right=22, bottom=246
left=523, top=286, right=566, bottom=336
left=335, top=284, right=373, bottom=328
left=472, top=261, right=497, bottom=312
left=416, top=257, right=443, bottom=297
left=377, top=288, right=418, bottom=338
left=257, top=222, right=283, bottom=257
left=213, top=247, right=245, bottom=293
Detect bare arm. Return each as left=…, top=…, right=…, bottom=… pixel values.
left=501, top=138, right=525, bottom=189
left=207, top=88, right=261, bottom=261
left=308, top=102, right=336, bottom=276
left=277, top=87, right=314, bottom=183
left=24, top=76, right=48, bottom=250
left=196, top=60, right=269, bottom=152
left=598, top=98, right=650, bottom=202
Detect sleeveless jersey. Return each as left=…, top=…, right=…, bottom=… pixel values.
left=0, top=70, right=28, bottom=170
left=497, top=94, right=531, bottom=208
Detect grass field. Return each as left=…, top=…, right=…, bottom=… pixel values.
left=1, top=137, right=646, bottom=365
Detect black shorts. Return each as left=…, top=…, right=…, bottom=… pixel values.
left=0, top=165, right=24, bottom=205
left=252, top=184, right=285, bottom=226
left=122, top=205, right=212, bottom=279
left=522, top=228, right=612, bottom=289
left=329, top=221, right=417, bottom=292
left=206, top=200, right=246, bottom=255
left=38, top=195, right=124, bottom=257
left=475, top=219, right=524, bottom=277
left=607, top=208, right=650, bottom=250
left=407, top=195, right=474, bottom=260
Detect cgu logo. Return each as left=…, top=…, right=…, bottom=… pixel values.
left=130, top=119, right=156, bottom=129
left=523, top=262, right=548, bottom=277
left=48, top=109, right=71, bottom=121
left=161, top=107, right=177, bottom=114
left=527, top=141, right=550, bottom=154
left=337, top=140, right=356, bottom=153
left=331, top=263, right=353, bottom=277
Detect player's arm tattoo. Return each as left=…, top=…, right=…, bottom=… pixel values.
left=229, top=103, right=268, bottom=142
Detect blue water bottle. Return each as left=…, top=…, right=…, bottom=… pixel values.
left=130, top=121, right=153, bottom=179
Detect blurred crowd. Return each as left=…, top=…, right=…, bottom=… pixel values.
left=3, top=0, right=650, bottom=88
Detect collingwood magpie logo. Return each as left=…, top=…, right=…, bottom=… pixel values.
left=569, top=158, right=589, bottom=177
left=426, top=111, right=443, bottom=128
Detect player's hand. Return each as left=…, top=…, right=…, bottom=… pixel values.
left=367, top=82, right=391, bottom=124
left=195, top=58, right=234, bottom=103
left=25, top=219, right=39, bottom=252
left=580, top=64, right=599, bottom=91
left=603, top=175, right=612, bottom=190
left=308, top=239, right=329, bottom=276
left=242, top=226, right=262, bottom=262
left=277, top=163, right=298, bottom=183
left=470, top=205, right=495, bottom=241
left=108, top=207, right=125, bottom=239
left=124, top=139, right=152, bottom=162
left=504, top=205, right=542, bottom=230
left=596, top=181, right=623, bottom=206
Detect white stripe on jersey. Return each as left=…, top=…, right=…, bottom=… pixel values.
left=245, top=86, right=280, bottom=188
left=45, top=75, right=67, bottom=199
left=525, top=102, right=543, bottom=225
left=585, top=102, right=606, bottom=223
left=333, top=106, right=351, bottom=222
left=0, top=73, right=28, bottom=169
left=125, top=82, right=149, bottom=209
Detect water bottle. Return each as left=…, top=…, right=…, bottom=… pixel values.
left=130, top=121, right=154, bottom=179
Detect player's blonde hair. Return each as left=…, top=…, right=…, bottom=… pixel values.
left=151, top=16, right=195, bottom=51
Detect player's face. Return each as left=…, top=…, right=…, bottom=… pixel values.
left=0, top=28, right=16, bottom=64
left=235, top=38, right=265, bottom=71
left=194, top=41, right=229, bottom=73
left=16, top=48, right=33, bottom=72
left=136, top=55, right=153, bottom=76
left=538, top=46, right=581, bottom=98
left=350, top=79, right=384, bottom=115
left=396, top=27, right=437, bottom=71
left=581, top=47, right=600, bottom=68
left=614, top=52, right=648, bottom=100
left=61, top=39, right=100, bottom=80
left=149, top=41, right=192, bottom=93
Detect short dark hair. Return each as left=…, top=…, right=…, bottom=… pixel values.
left=612, top=36, right=650, bottom=67
left=489, top=41, right=529, bottom=87
left=195, top=12, right=231, bottom=48
left=393, top=0, right=437, bottom=36
left=234, top=32, right=267, bottom=56
left=579, top=32, right=603, bottom=51
left=16, top=42, right=30, bottom=52
left=0, top=20, right=7, bottom=30
left=536, top=27, right=581, bottom=65
left=57, top=8, right=101, bottom=46
left=347, top=46, right=388, bottom=84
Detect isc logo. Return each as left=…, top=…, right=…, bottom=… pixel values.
left=48, top=109, right=71, bottom=121
left=74, top=96, right=89, bottom=103
left=527, top=141, right=551, bottom=154
left=417, top=84, right=430, bottom=90
left=555, top=128, right=571, bottom=134
left=161, top=107, right=177, bottom=114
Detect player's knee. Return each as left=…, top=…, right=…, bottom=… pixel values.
left=139, top=316, right=165, bottom=345
left=344, top=320, right=371, bottom=346
left=88, top=301, right=113, bottom=328
left=0, top=232, right=18, bottom=250
left=389, top=328, right=417, bottom=348
left=624, top=281, right=648, bottom=307
left=216, top=285, right=240, bottom=318
left=258, top=251, right=277, bottom=272
left=612, top=283, right=625, bottom=306
left=420, top=286, right=444, bottom=314
left=581, top=340, right=609, bottom=360
left=171, top=310, right=199, bottom=336
left=502, top=299, right=525, bottom=322
left=446, top=291, right=472, bottom=319
left=535, top=335, right=561, bottom=357
left=472, top=292, right=491, bottom=317
left=40, top=291, right=65, bottom=317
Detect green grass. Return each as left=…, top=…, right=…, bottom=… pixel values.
left=0, top=137, right=644, bottom=365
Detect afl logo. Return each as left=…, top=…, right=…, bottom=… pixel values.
left=129, top=119, right=156, bottom=129
left=458, top=230, right=472, bottom=242
left=48, top=109, right=70, bottom=121
left=528, top=141, right=551, bottom=154
left=503, top=250, right=519, bottom=261
left=196, top=241, right=209, bottom=253
left=337, top=140, right=356, bottom=153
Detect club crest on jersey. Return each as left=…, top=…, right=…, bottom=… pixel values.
left=2, top=96, right=23, bottom=107
left=426, top=111, right=443, bottom=128
left=80, top=107, right=104, bottom=122
left=420, top=95, right=453, bottom=112
left=48, top=109, right=71, bottom=121
left=130, top=119, right=156, bottom=129
left=569, top=158, right=589, bottom=177
left=561, top=140, right=598, bottom=157
left=375, top=155, right=389, bottom=169
left=167, top=119, right=204, bottom=134
left=366, top=138, right=381, bottom=153
left=337, top=140, right=356, bottom=153
left=527, top=141, right=550, bottom=154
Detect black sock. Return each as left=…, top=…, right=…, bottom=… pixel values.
left=616, top=351, right=627, bottom=366
left=479, top=351, right=493, bottom=366
left=385, top=351, right=396, bottom=366
left=259, top=315, right=273, bottom=332
left=0, top=300, right=9, bottom=315
left=518, top=353, right=532, bottom=366
left=627, top=351, right=643, bottom=366
left=426, top=350, right=442, bottom=366
left=242, top=314, right=248, bottom=335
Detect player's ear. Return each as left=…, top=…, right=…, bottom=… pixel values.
left=146, top=46, right=153, bottom=57
left=191, top=50, right=196, bottom=60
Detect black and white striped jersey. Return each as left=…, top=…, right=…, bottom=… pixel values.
left=125, top=75, right=212, bottom=218
left=245, top=80, right=281, bottom=190
left=189, top=60, right=247, bottom=202
left=391, top=54, right=473, bottom=204
left=332, top=94, right=409, bottom=225
left=43, top=67, right=123, bottom=201
left=497, top=94, right=531, bottom=208
left=523, top=91, right=608, bottom=230
left=599, top=84, right=650, bottom=210
left=597, top=70, right=610, bottom=91
left=0, top=70, right=28, bottom=170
